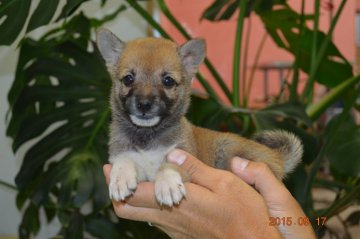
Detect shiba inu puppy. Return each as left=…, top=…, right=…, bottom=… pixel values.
left=96, top=28, right=303, bottom=207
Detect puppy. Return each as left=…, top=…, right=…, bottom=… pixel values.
left=96, top=28, right=303, bottom=206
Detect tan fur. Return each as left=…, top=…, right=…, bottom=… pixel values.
left=180, top=120, right=285, bottom=179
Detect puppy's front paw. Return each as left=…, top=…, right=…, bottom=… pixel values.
left=155, top=168, right=186, bottom=207
left=109, top=161, right=138, bottom=201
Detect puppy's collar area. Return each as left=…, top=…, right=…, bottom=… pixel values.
left=130, top=115, right=161, bottom=127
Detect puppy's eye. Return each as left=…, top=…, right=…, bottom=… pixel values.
left=162, top=76, right=176, bottom=88
left=122, top=74, right=134, bottom=87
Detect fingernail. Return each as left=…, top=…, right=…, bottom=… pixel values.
left=232, top=157, right=249, bottom=171
left=167, top=149, right=187, bottom=165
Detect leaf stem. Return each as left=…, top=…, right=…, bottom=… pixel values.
left=85, top=108, right=109, bottom=150
left=306, top=75, right=360, bottom=121
left=301, top=84, right=360, bottom=213
left=246, top=32, right=267, bottom=104
left=125, top=0, right=170, bottom=38
left=232, top=0, right=248, bottom=107
left=302, top=0, right=347, bottom=103
left=242, top=16, right=251, bottom=106
left=0, top=180, right=17, bottom=191
left=289, top=0, right=305, bottom=102
left=310, top=0, right=320, bottom=74
left=320, top=184, right=360, bottom=219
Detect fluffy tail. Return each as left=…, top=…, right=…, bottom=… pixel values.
left=253, top=130, right=303, bottom=174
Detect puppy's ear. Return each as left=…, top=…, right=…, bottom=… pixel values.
left=96, top=28, right=125, bottom=68
left=179, top=39, right=206, bottom=76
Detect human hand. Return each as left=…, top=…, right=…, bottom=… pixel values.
left=230, top=157, right=316, bottom=239
left=103, top=149, right=282, bottom=239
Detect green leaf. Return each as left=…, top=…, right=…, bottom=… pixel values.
left=254, top=102, right=312, bottom=127
left=260, top=6, right=353, bottom=88
left=26, top=0, right=60, bottom=33
left=57, top=0, right=89, bottom=21
left=187, top=94, right=233, bottom=130
left=284, top=164, right=310, bottom=202
left=0, top=0, right=31, bottom=45
left=0, top=179, right=17, bottom=191
left=201, top=0, right=286, bottom=21
left=218, top=0, right=238, bottom=20
left=19, top=203, right=40, bottom=238
left=7, top=14, right=111, bottom=238
left=306, top=75, right=360, bottom=121
left=325, top=115, right=360, bottom=177
left=86, top=218, right=123, bottom=238
left=201, top=0, right=229, bottom=21
left=65, top=211, right=84, bottom=239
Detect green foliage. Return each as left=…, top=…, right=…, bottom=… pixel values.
left=1, top=0, right=360, bottom=238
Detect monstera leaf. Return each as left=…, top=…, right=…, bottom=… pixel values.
left=7, top=13, right=109, bottom=237
left=6, top=13, right=167, bottom=238
left=0, top=0, right=110, bottom=45
left=201, top=0, right=353, bottom=89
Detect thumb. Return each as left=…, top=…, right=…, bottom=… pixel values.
left=167, top=149, right=225, bottom=190
left=230, top=157, right=291, bottom=203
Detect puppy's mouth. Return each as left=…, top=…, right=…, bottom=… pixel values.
left=129, top=114, right=161, bottom=127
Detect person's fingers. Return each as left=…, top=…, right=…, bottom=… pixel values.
left=167, top=149, right=231, bottom=190
left=230, top=157, right=291, bottom=202
left=103, top=163, right=214, bottom=209
left=112, top=201, right=164, bottom=224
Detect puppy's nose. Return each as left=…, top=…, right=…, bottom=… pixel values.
left=136, top=99, right=152, bottom=113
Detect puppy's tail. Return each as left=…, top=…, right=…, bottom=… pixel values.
left=253, top=130, right=303, bottom=174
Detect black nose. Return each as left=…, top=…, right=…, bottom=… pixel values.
left=136, top=99, right=152, bottom=113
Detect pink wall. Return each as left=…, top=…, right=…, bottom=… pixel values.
left=160, top=0, right=356, bottom=106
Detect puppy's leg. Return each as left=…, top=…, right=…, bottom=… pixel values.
left=109, top=156, right=139, bottom=201
left=155, top=163, right=188, bottom=207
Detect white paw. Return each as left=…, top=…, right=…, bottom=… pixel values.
left=155, top=169, right=186, bottom=207
left=109, top=161, right=138, bottom=201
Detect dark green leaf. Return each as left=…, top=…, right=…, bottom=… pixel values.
left=26, top=0, right=60, bottom=33
left=57, top=0, right=89, bottom=21
left=260, top=6, right=353, bottom=88
left=19, top=203, right=40, bottom=237
left=201, top=0, right=286, bottom=21
left=256, top=102, right=312, bottom=126
left=284, top=164, right=310, bottom=202
left=219, top=1, right=238, bottom=20
left=65, top=211, right=83, bottom=239
left=201, top=0, right=229, bottom=21
left=0, top=0, right=31, bottom=45
left=187, top=94, right=226, bottom=128
left=325, top=115, right=360, bottom=177
left=92, top=164, right=110, bottom=211
left=86, top=218, right=122, bottom=238
left=44, top=200, right=57, bottom=223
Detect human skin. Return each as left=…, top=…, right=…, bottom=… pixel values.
left=103, top=149, right=316, bottom=239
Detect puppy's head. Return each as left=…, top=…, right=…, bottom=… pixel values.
left=96, top=28, right=205, bottom=128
